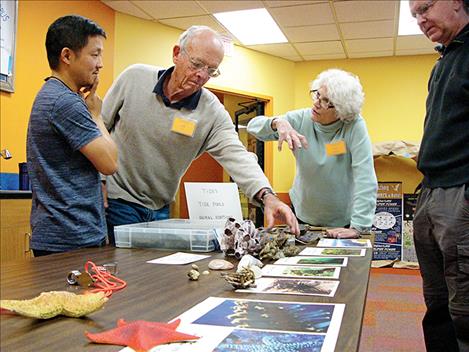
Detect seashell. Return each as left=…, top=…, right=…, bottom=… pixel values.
left=238, top=254, right=263, bottom=269
left=202, top=270, right=210, bottom=275
left=191, top=264, right=199, bottom=271
left=221, top=268, right=255, bottom=289
left=187, top=269, right=200, bottom=281
left=208, top=259, right=234, bottom=270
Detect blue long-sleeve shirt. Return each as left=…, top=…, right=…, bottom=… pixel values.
left=247, top=108, right=377, bottom=231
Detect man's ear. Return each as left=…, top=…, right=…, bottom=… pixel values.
left=60, top=47, right=74, bottom=65
left=172, top=45, right=181, bottom=65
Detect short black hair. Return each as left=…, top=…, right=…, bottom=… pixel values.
left=45, top=15, right=106, bottom=70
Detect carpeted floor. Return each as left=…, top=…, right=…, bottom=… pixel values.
left=359, top=268, right=426, bottom=352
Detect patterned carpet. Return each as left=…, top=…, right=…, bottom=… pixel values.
left=359, top=268, right=426, bottom=352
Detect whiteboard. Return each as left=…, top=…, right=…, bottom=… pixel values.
left=0, top=0, right=17, bottom=92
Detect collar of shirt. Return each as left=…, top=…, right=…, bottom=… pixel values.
left=152, top=66, right=202, bottom=110
left=437, top=22, right=469, bottom=58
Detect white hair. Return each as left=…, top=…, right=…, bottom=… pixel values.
left=311, top=69, right=364, bottom=122
left=178, top=25, right=223, bottom=50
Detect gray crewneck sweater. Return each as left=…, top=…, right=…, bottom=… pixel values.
left=102, top=64, right=270, bottom=210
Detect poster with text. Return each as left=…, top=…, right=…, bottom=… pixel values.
left=372, top=182, right=403, bottom=260
left=402, top=193, right=418, bottom=263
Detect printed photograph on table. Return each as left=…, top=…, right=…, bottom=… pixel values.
left=213, top=329, right=326, bottom=352
left=317, top=238, right=372, bottom=248
left=275, top=256, right=348, bottom=267
left=148, top=297, right=345, bottom=352
left=300, top=247, right=366, bottom=257
left=192, top=298, right=343, bottom=333
left=261, top=265, right=340, bottom=279
left=236, top=277, right=340, bottom=297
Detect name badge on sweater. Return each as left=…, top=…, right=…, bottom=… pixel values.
left=171, top=116, right=197, bottom=137
left=325, top=140, right=346, bottom=156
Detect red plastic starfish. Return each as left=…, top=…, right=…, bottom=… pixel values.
left=85, top=318, right=199, bottom=351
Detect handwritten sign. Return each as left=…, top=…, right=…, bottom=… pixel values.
left=184, top=182, right=243, bottom=223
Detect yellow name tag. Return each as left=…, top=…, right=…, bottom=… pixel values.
left=171, top=116, right=196, bottom=137
left=325, top=140, right=346, bottom=156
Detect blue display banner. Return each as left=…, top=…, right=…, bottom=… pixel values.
left=372, top=182, right=403, bottom=261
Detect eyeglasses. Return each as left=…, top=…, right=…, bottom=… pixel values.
left=411, top=0, right=437, bottom=18
left=310, top=89, right=335, bottom=109
left=181, top=47, right=221, bottom=78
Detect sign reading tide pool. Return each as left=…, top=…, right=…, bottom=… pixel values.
left=184, top=182, right=243, bottom=222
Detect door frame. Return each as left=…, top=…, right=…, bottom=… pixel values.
left=171, top=84, right=274, bottom=218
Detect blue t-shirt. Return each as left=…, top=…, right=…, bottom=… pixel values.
left=27, top=78, right=105, bottom=252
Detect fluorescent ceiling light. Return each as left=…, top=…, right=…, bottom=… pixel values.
left=398, top=0, right=423, bottom=35
left=214, top=8, right=287, bottom=45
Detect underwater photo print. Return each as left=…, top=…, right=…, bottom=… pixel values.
left=213, top=329, right=325, bottom=352
left=193, top=299, right=334, bottom=333
left=159, top=297, right=345, bottom=352
left=275, top=256, right=348, bottom=267
left=317, top=238, right=372, bottom=248
left=300, top=247, right=366, bottom=257
left=236, top=278, right=339, bottom=297
left=261, top=265, right=341, bottom=279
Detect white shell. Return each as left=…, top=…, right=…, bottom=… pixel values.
left=208, top=259, right=234, bottom=270
left=238, top=254, right=263, bottom=270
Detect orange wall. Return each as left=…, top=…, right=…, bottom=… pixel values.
left=0, top=0, right=115, bottom=173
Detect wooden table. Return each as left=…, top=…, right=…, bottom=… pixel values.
left=1, top=245, right=372, bottom=351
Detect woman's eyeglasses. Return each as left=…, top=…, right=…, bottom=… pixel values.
left=310, top=89, right=335, bottom=109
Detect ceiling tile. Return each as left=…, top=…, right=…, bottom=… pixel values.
left=348, top=50, right=393, bottom=58
left=294, top=41, right=344, bottom=55
left=283, top=55, right=304, bottom=61
left=283, top=24, right=340, bottom=42
left=101, top=0, right=152, bottom=20
left=266, top=0, right=327, bottom=7
left=346, top=38, right=393, bottom=53
left=198, top=1, right=264, bottom=13
left=396, top=48, right=438, bottom=56
left=396, top=35, right=435, bottom=50
left=269, top=3, right=334, bottom=27
left=133, top=0, right=206, bottom=19
left=340, top=20, right=394, bottom=39
left=159, top=15, right=227, bottom=34
left=303, top=53, right=347, bottom=60
left=246, top=43, right=298, bottom=57
left=334, top=0, right=396, bottom=22
left=99, top=0, right=440, bottom=62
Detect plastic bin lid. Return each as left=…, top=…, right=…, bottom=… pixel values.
left=114, top=218, right=226, bottom=230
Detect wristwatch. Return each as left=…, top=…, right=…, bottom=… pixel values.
left=257, top=188, right=277, bottom=204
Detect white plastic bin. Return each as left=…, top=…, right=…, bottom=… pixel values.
left=114, top=219, right=223, bottom=252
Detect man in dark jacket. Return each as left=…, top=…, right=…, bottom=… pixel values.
left=409, top=1, right=469, bottom=351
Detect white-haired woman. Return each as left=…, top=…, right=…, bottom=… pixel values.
left=247, top=68, right=377, bottom=238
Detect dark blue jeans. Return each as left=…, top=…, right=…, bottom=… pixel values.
left=106, top=198, right=170, bottom=246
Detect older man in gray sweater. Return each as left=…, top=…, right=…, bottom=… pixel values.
left=102, top=25, right=299, bottom=244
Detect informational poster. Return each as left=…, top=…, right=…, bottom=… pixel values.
left=402, top=193, right=418, bottom=263
left=0, top=0, right=17, bottom=92
left=372, top=182, right=403, bottom=260
left=184, top=182, right=243, bottom=223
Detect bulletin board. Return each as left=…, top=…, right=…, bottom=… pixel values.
left=0, top=0, right=17, bottom=93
